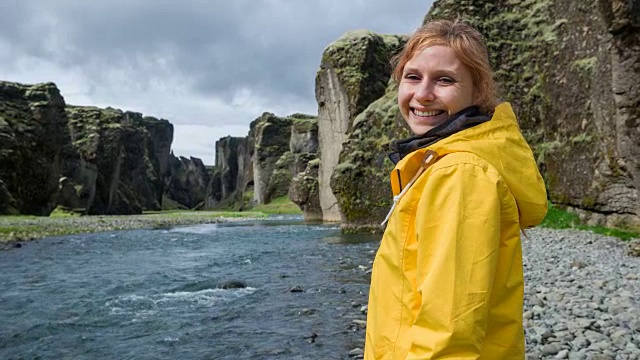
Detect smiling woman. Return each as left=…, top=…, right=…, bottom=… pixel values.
left=397, top=45, right=477, bottom=135
left=364, top=19, right=548, bottom=359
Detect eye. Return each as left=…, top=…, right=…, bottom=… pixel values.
left=403, top=73, right=421, bottom=81
left=438, top=77, right=455, bottom=85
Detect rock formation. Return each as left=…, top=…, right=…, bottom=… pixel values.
left=165, top=154, right=211, bottom=209
left=250, top=112, right=293, bottom=205
left=598, top=0, right=640, bottom=227
left=288, top=114, right=322, bottom=221
left=331, top=82, right=410, bottom=232
left=202, top=112, right=320, bottom=218
left=61, top=106, right=173, bottom=214
left=0, top=81, right=69, bottom=215
left=0, top=81, right=176, bottom=216
left=205, top=136, right=249, bottom=209
left=315, top=30, right=406, bottom=222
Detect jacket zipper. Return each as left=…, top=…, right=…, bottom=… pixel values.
left=381, top=150, right=439, bottom=226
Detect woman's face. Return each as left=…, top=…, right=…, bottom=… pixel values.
left=398, top=45, right=477, bottom=135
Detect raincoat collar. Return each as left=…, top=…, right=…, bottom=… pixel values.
left=388, top=105, right=491, bottom=164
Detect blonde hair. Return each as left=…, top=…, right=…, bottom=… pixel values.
left=392, top=19, right=498, bottom=114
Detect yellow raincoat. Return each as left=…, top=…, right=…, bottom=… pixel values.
left=364, top=102, right=547, bottom=359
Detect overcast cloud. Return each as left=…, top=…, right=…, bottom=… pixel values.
left=0, top=0, right=431, bottom=164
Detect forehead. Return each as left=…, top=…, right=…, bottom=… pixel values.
left=404, top=45, right=464, bottom=71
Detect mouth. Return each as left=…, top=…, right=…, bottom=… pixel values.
left=412, top=108, right=446, bottom=117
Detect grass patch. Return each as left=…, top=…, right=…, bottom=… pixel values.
left=0, top=210, right=268, bottom=243
left=142, top=210, right=267, bottom=218
left=50, top=207, right=81, bottom=218
left=251, top=196, right=302, bottom=215
left=540, top=203, right=639, bottom=240
left=540, top=203, right=581, bottom=229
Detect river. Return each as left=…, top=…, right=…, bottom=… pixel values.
left=0, top=215, right=379, bottom=359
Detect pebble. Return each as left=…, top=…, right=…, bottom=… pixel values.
left=352, top=319, right=367, bottom=329
left=542, top=343, right=562, bottom=356
left=348, top=348, right=364, bottom=357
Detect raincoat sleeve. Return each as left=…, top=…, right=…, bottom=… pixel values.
left=407, top=161, right=504, bottom=359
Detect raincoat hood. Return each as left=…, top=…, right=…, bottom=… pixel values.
left=390, top=102, right=547, bottom=228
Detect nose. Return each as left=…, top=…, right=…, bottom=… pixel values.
left=414, top=80, right=436, bottom=103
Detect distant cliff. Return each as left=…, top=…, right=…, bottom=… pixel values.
left=0, top=80, right=177, bottom=216
left=0, top=81, right=68, bottom=215
left=204, top=112, right=320, bottom=219
left=164, top=154, right=211, bottom=210
left=60, top=105, right=173, bottom=214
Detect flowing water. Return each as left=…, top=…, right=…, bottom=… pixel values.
left=0, top=216, right=379, bottom=359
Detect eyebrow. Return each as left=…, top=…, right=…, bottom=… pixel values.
left=402, top=67, right=458, bottom=78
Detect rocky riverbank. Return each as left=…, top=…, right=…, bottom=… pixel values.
left=343, top=228, right=640, bottom=359
left=0, top=211, right=265, bottom=250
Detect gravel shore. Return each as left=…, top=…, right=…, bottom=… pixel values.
left=0, top=212, right=264, bottom=250
left=521, top=228, right=640, bottom=359
left=346, top=228, right=640, bottom=359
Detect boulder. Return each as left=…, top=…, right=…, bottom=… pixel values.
left=0, top=81, right=68, bottom=215
left=290, top=158, right=322, bottom=221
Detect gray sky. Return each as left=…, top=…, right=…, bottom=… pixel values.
left=0, top=0, right=431, bottom=164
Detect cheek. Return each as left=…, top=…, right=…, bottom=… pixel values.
left=397, top=88, right=410, bottom=110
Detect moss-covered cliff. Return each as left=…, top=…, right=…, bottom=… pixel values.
left=62, top=106, right=174, bottom=214
left=316, top=31, right=406, bottom=222
left=331, top=81, right=410, bottom=233
left=288, top=114, right=321, bottom=221
left=165, top=154, right=211, bottom=209
left=202, top=112, right=319, bottom=217
left=0, top=81, right=69, bottom=215
left=0, top=81, right=176, bottom=216
left=205, top=136, right=248, bottom=209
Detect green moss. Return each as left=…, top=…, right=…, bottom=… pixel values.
left=251, top=195, right=302, bottom=215
left=532, top=140, right=562, bottom=166
left=570, top=133, right=594, bottom=144
left=540, top=203, right=639, bottom=240
left=581, top=196, right=597, bottom=207
left=49, top=207, right=80, bottom=218
left=571, top=57, right=598, bottom=76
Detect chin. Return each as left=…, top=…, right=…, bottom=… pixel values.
left=409, top=125, right=432, bottom=136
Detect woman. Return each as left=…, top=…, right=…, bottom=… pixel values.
left=364, top=20, right=548, bottom=359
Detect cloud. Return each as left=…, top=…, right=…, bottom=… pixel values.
left=0, top=0, right=430, bottom=164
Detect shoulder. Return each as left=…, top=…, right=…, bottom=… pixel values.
left=430, top=152, right=500, bottom=178
left=422, top=152, right=509, bottom=199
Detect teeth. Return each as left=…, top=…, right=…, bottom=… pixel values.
left=414, top=109, right=442, bottom=117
